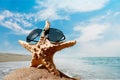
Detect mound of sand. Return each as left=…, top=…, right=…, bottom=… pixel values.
left=4, top=67, right=78, bottom=80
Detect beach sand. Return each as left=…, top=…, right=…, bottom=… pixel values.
left=0, top=53, right=31, bottom=62
left=0, top=53, right=79, bottom=80
left=4, top=67, right=78, bottom=80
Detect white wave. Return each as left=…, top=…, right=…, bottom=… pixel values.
left=0, top=58, right=120, bottom=80
left=0, top=61, right=29, bottom=80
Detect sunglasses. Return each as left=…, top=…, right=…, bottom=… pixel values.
left=26, top=28, right=66, bottom=43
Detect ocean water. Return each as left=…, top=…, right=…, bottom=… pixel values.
left=55, top=57, right=120, bottom=80
left=0, top=57, right=120, bottom=80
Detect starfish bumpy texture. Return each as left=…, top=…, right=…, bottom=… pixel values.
left=18, top=21, right=76, bottom=76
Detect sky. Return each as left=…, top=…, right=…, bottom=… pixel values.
left=0, top=0, right=120, bottom=57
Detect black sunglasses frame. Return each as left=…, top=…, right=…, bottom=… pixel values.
left=26, top=28, right=66, bottom=43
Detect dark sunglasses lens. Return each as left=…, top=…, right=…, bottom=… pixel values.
left=26, top=29, right=42, bottom=42
left=47, top=28, right=65, bottom=42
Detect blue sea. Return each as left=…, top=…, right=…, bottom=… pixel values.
left=55, top=57, right=120, bottom=80
left=0, top=57, right=120, bottom=80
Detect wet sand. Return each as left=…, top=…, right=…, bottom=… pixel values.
left=0, top=53, right=31, bottom=62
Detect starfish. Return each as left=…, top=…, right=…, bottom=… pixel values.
left=18, top=21, right=76, bottom=76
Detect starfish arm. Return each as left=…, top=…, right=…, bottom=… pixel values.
left=40, top=21, right=50, bottom=38
left=55, top=40, right=76, bottom=51
left=44, top=21, right=50, bottom=31
left=38, top=21, right=50, bottom=44
left=18, top=40, right=34, bottom=53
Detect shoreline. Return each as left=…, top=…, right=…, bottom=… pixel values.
left=0, top=53, right=31, bottom=62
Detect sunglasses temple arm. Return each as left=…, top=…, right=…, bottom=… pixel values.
left=61, top=35, right=66, bottom=41
left=33, top=40, right=38, bottom=42
left=27, top=38, right=38, bottom=43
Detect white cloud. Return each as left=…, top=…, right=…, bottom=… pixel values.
left=75, top=40, right=120, bottom=57
left=0, top=0, right=109, bottom=35
left=0, top=9, right=69, bottom=35
left=35, top=8, right=69, bottom=21
left=2, top=10, right=13, bottom=17
left=0, top=20, right=31, bottom=35
left=34, top=0, right=109, bottom=20
left=0, top=15, right=4, bottom=20
left=36, top=0, right=109, bottom=12
left=72, top=10, right=120, bottom=57
left=0, top=10, right=32, bottom=35
left=74, top=24, right=108, bottom=42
